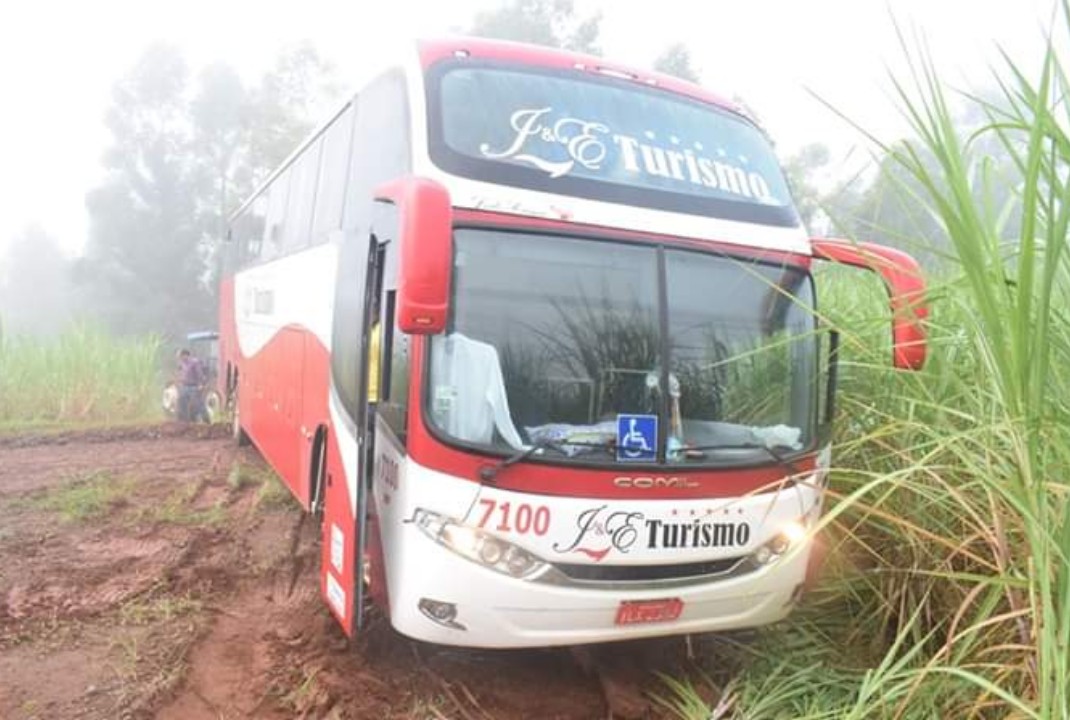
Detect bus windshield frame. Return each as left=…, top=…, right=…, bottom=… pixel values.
left=423, top=227, right=819, bottom=469
left=425, top=60, right=801, bottom=228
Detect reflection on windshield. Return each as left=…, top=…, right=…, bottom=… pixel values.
left=666, top=250, right=815, bottom=461
left=431, top=65, right=800, bottom=227
left=427, top=229, right=816, bottom=465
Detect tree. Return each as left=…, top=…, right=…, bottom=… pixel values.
left=192, top=43, right=339, bottom=237
left=191, top=44, right=339, bottom=296
left=241, top=42, right=340, bottom=192
left=191, top=61, right=247, bottom=244
left=0, top=226, right=72, bottom=336
left=82, top=43, right=207, bottom=339
left=782, top=142, right=831, bottom=231
left=653, top=42, right=700, bottom=83
left=845, top=147, right=948, bottom=256
left=80, top=43, right=338, bottom=339
left=801, top=87, right=1023, bottom=267
left=469, top=0, right=602, bottom=55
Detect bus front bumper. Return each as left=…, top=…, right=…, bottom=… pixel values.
left=385, top=523, right=810, bottom=649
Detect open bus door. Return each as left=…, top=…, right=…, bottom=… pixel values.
left=320, top=178, right=451, bottom=638
left=353, top=233, right=389, bottom=633
left=319, top=225, right=388, bottom=638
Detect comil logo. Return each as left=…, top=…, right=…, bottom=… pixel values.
left=613, top=476, right=699, bottom=490
left=479, top=106, right=777, bottom=203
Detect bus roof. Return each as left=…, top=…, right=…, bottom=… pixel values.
left=417, top=37, right=747, bottom=120
left=228, top=37, right=760, bottom=226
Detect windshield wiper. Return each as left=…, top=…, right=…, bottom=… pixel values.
left=478, top=438, right=614, bottom=482
left=674, top=442, right=804, bottom=479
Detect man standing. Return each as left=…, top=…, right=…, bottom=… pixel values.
left=176, top=348, right=208, bottom=422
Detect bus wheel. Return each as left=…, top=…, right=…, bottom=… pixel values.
left=231, top=390, right=250, bottom=446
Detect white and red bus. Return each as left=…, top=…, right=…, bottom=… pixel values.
left=219, top=38, right=927, bottom=648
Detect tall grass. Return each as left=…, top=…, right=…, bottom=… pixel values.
left=661, top=4, right=1070, bottom=717
left=0, top=323, right=161, bottom=427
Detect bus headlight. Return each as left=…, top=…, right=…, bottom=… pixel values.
left=749, top=519, right=809, bottom=567
left=412, top=509, right=556, bottom=581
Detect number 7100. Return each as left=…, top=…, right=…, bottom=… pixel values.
left=476, top=499, right=551, bottom=536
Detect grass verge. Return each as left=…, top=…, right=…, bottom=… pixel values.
left=0, top=324, right=162, bottom=426
left=32, top=472, right=137, bottom=522
left=661, top=4, right=1070, bottom=717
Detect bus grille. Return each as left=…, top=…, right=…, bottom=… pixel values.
left=554, top=557, right=744, bottom=584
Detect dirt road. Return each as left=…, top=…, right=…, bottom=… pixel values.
left=0, top=424, right=725, bottom=719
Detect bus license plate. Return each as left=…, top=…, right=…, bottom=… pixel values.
left=615, top=598, right=684, bottom=625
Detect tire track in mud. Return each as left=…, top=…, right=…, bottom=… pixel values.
left=0, top=425, right=249, bottom=719
left=0, top=424, right=730, bottom=719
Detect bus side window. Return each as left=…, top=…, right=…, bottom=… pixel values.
left=262, top=168, right=291, bottom=262
left=331, top=231, right=369, bottom=420
left=232, top=194, right=267, bottom=267
left=343, top=70, right=410, bottom=232
left=312, top=102, right=355, bottom=245
left=247, top=233, right=263, bottom=264
left=283, top=139, right=321, bottom=253
left=333, top=69, right=410, bottom=429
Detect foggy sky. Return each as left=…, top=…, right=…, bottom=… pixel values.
left=0, top=0, right=1059, bottom=258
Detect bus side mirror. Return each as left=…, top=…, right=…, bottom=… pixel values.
left=812, top=239, right=928, bottom=370
left=374, top=177, right=453, bottom=334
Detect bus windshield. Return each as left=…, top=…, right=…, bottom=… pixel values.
left=427, top=64, right=799, bottom=228
left=427, top=229, right=817, bottom=466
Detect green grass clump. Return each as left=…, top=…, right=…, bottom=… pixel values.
left=662, top=4, right=1070, bottom=717
left=256, top=472, right=296, bottom=510
left=226, top=462, right=259, bottom=491
left=145, top=489, right=227, bottom=527
left=34, top=472, right=137, bottom=522
left=226, top=460, right=295, bottom=511
left=0, top=324, right=161, bottom=426
left=118, top=592, right=202, bottom=626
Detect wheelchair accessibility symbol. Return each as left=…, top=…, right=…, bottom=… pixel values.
left=617, top=414, right=657, bottom=462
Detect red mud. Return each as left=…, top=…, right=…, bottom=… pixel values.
left=0, top=423, right=724, bottom=719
